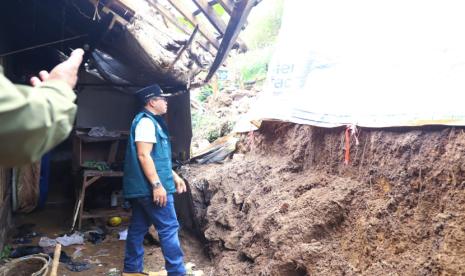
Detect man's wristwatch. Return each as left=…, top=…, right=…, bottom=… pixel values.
left=151, top=181, right=162, bottom=189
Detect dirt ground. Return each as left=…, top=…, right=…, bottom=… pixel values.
left=8, top=206, right=213, bottom=275
left=180, top=121, right=465, bottom=275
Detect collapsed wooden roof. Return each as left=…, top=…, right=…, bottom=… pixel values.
left=82, top=0, right=259, bottom=89
left=0, top=0, right=258, bottom=91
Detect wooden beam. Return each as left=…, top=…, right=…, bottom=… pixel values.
left=216, top=0, right=234, bottom=15
left=192, top=0, right=227, bottom=34
left=205, top=0, right=255, bottom=82
left=147, top=0, right=216, bottom=55
left=166, top=0, right=220, bottom=50
left=216, top=0, right=248, bottom=36
left=192, top=0, right=247, bottom=50
left=169, top=25, right=199, bottom=69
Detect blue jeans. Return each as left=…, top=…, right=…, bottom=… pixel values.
left=124, top=194, right=185, bottom=275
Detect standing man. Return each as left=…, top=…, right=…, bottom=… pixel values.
left=123, top=84, right=187, bottom=276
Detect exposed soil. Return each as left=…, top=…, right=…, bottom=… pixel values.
left=180, top=121, right=465, bottom=275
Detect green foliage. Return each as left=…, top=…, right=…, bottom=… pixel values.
left=197, top=85, right=213, bottom=102
left=226, top=0, right=284, bottom=83
left=190, top=0, right=285, bottom=142
left=238, top=48, right=273, bottom=82
left=191, top=110, right=235, bottom=143
left=0, top=245, right=11, bottom=259
left=242, top=0, right=284, bottom=50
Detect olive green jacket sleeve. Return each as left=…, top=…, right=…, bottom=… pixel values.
left=0, top=66, right=77, bottom=167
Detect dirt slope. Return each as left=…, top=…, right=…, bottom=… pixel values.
left=180, top=121, right=465, bottom=275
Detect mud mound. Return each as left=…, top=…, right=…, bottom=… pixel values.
left=180, top=122, right=465, bottom=275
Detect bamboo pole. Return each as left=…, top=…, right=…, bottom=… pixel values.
left=50, top=243, right=62, bottom=276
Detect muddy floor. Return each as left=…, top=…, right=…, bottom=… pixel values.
left=8, top=206, right=213, bottom=275
left=180, top=122, right=465, bottom=275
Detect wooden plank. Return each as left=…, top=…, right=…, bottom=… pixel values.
left=0, top=194, right=11, bottom=252
left=0, top=168, right=11, bottom=251
left=147, top=0, right=217, bottom=55
left=83, top=170, right=124, bottom=177
left=216, top=0, right=234, bottom=15
left=215, top=0, right=248, bottom=29
left=89, top=0, right=129, bottom=25
left=169, top=25, right=199, bottom=69
left=205, top=0, right=254, bottom=81
left=166, top=0, right=220, bottom=50
left=192, top=0, right=247, bottom=50
left=192, top=0, right=227, bottom=34
left=72, top=135, right=82, bottom=172
left=82, top=207, right=131, bottom=219
left=0, top=168, right=6, bottom=204
left=107, top=140, right=120, bottom=164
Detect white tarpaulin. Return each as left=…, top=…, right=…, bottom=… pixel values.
left=244, top=0, right=465, bottom=129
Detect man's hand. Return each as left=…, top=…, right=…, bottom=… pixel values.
left=30, top=48, right=84, bottom=88
left=153, top=185, right=167, bottom=207
left=174, top=174, right=187, bottom=194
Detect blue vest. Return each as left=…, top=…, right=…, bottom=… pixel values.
left=123, top=109, right=175, bottom=199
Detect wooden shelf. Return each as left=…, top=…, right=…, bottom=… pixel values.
left=83, top=170, right=124, bottom=177
left=72, top=130, right=130, bottom=229
left=82, top=207, right=131, bottom=219
left=77, top=134, right=128, bottom=143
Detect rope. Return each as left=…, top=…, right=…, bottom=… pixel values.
left=0, top=253, right=50, bottom=276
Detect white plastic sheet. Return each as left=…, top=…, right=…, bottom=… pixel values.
left=247, top=0, right=465, bottom=128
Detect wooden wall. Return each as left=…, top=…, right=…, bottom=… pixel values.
left=0, top=168, right=12, bottom=251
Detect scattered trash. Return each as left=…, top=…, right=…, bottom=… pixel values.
left=108, top=216, right=122, bottom=227
left=56, top=232, right=84, bottom=246
left=66, top=261, right=91, bottom=272
left=107, top=268, right=121, bottom=276
left=14, top=223, right=39, bottom=240
left=12, top=237, right=32, bottom=244
left=88, top=126, right=120, bottom=138
left=38, top=236, right=57, bottom=247
left=94, top=249, right=110, bottom=257
left=41, top=246, right=55, bottom=255
left=141, top=263, right=204, bottom=276
left=186, top=262, right=205, bottom=276
left=192, top=135, right=238, bottom=164
left=122, top=200, right=131, bottom=210
left=14, top=223, right=34, bottom=236
left=85, top=258, right=103, bottom=265
left=71, top=246, right=85, bottom=259
left=119, top=229, right=128, bottom=240
left=0, top=253, right=50, bottom=276
left=48, top=250, right=71, bottom=264
left=110, top=191, right=123, bottom=208
left=86, top=231, right=106, bottom=244
left=10, top=246, right=44, bottom=258
left=47, top=248, right=91, bottom=272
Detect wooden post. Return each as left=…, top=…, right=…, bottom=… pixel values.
left=211, top=74, right=219, bottom=96
left=50, top=243, right=62, bottom=276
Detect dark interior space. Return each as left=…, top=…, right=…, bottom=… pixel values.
left=0, top=0, right=194, bottom=211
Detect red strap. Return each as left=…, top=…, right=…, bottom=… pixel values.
left=344, top=127, right=350, bottom=165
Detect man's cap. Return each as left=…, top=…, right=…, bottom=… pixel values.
left=135, top=84, right=163, bottom=104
